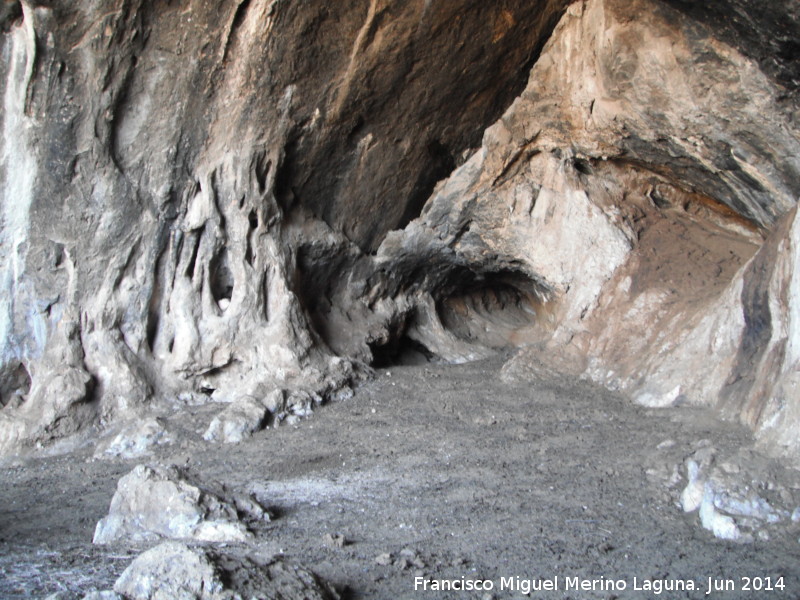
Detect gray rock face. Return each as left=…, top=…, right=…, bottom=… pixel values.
left=93, top=464, right=268, bottom=544
left=366, top=0, right=800, bottom=462
left=1, top=0, right=800, bottom=467
left=110, top=541, right=338, bottom=600
left=0, top=0, right=569, bottom=455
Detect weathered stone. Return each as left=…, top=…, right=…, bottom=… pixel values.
left=93, top=464, right=268, bottom=545
left=81, top=592, right=123, bottom=600
left=679, top=447, right=799, bottom=542
left=112, top=542, right=339, bottom=600
left=96, top=418, right=172, bottom=460
left=203, top=396, right=268, bottom=444
left=359, top=0, right=800, bottom=464
left=0, top=0, right=569, bottom=454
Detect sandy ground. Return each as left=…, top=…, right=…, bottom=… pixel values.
left=1, top=358, right=799, bottom=599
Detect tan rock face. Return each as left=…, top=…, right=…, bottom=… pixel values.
left=1, top=0, right=800, bottom=463
left=371, top=0, right=800, bottom=461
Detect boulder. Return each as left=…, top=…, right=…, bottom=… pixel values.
left=679, top=447, right=799, bottom=542
left=111, top=542, right=339, bottom=600
left=203, top=396, right=268, bottom=444
left=93, top=464, right=268, bottom=545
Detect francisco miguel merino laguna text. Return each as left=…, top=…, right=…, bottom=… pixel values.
left=414, top=575, right=705, bottom=595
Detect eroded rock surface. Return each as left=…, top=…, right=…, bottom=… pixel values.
left=0, top=0, right=569, bottom=454
left=354, top=0, right=800, bottom=462
left=203, top=396, right=269, bottom=444
left=108, top=542, right=338, bottom=600
left=0, top=0, right=799, bottom=471
left=95, top=418, right=173, bottom=460
left=93, top=464, right=268, bottom=545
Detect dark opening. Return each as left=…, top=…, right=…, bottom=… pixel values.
left=435, top=267, right=552, bottom=350
left=369, top=336, right=436, bottom=368
left=210, top=249, right=234, bottom=307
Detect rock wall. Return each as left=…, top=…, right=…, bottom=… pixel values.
left=1, top=0, right=800, bottom=463
left=0, top=0, right=569, bottom=450
left=374, top=0, right=800, bottom=462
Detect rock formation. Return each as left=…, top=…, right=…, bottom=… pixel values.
left=92, top=541, right=339, bottom=600
left=1, top=0, right=800, bottom=465
left=93, top=464, right=269, bottom=544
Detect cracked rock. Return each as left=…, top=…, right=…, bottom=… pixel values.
left=95, top=418, right=173, bottom=459
left=93, top=464, right=268, bottom=545
left=203, top=396, right=269, bottom=444
left=106, top=541, right=339, bottom=600
left=679, top=447, right=799, bottom=542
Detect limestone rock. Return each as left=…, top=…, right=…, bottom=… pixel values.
left=93, top=464, right=268, bottom=545
left=363, top=0, right=800, bottom=464
left=0, top=0, right=569, bottom=454
left=96, top=418, right=173, bottom=460
left=679, top=447, right=800, bottom=542
left=1, top=0, right=800, bottom=471
left=203, top=396, right=268, bottom=444
left=82, top=593, right=123, bottom=600
left=111, top=541, right=338, bottom=600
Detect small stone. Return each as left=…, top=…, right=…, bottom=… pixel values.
left=203, top=395, right=268, bottom=444
left=322, top=533, right=346, bottom=548
left=330, top=386, right=354, bottom=402
left=95, top=417, right=172, bottom=460
left=375, top=553, right=393, bottom=566
left=263, top=389, right=285, bottom=413
left=113, top=542, right=339, bottom=600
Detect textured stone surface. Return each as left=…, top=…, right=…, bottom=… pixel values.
left=1, top=0, right=800, bottom=467
left=112, top=542, right=338, bottom=600
left=95, top=417, right=173, bottom=459
left=93, top=464, right=268, bottom=544
left=203, top=395, right=268, bottom=444
left=678, top=445, right=800, bottom=542
left=0, top=0, right=567, bottom=453
left=363, top=0, right=800, bottom=462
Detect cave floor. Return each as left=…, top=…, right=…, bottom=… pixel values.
left=1, top=358, right=799, bottom=599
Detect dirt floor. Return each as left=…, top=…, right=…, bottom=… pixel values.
left=1, top=357, right=799, bottom=599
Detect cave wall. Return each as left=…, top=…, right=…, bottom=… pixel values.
left=374, top=0, right=800, bottom=461
left=1, top=0, right=800, bottom=462
left=0, top=0, right=569, bottom=450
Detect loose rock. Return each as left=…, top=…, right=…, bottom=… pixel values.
left=110, top=541, right=339, bottom=600
left=93, top=464, right=268, bottom=545
left=203, top=396, right=269, bottom=444
left=679, top=447, right=799, bottom=542
left=322, top=533, right=346, bottom=548
left=95, top=418, right=172, bottom=459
